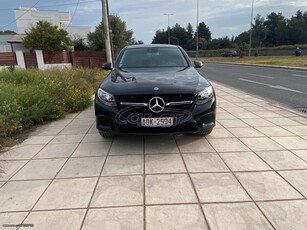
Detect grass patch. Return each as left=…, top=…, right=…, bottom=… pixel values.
left=200, top=56, right=307, bottom=68
left=0, top=68, right=107, bottom=147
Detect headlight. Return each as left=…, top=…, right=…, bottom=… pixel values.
left=196, top=86, right=213, bottom=104
left=97, top=88, right=116, bottom=106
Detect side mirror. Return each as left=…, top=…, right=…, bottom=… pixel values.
left=194, top=60, right=203, bottom=68
left=102, top=62, right=112, bottom=70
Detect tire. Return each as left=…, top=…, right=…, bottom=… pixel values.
left=99, top=131, right=114, bottom=138
left=197, top=129, right=213, bottom=136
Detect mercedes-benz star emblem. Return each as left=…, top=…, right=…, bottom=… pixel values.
left=149, top=97, right=165, bottom=113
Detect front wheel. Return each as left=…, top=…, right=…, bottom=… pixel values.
left=197, top=129, right=213, bottom=136
left=99, top=131, right=114, bottom=138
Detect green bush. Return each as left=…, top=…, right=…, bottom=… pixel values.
left=0, top=68, right=107, bottom=139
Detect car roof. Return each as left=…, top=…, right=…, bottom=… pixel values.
left=125, top=44, right=179, bottom=49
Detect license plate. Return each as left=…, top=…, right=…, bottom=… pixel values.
left=140, top=117, right=174, bottom=127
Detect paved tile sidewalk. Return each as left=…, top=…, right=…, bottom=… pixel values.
left=0, top=82, right=307, bottom=230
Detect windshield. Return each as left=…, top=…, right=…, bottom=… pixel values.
left=118, top=47, right=189, bottom=68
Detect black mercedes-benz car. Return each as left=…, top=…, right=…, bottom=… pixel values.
left=95, top=44, right=216, bottom=137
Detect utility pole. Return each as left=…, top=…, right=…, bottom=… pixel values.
left=249, top=0, right=254, bottom=57
left=196, top=0, right=199, bottom=59
left=102, top=0, right=113, bottom=65
left=164, top=13, right=173, bottom=44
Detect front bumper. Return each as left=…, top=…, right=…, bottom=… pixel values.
left=95, top=96, right=216, bottom=135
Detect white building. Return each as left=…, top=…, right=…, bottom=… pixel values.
left=0, top=7, right=91, bottom=52
left=14, top=7, right=91, bottom=42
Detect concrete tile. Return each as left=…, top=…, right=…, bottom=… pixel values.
left=253, top=111, right=284, bottom=118
left=271, top=137, right=307, bottom=150
left=214, top=121, right=223, bottom=129
left=218, top=119, right=249, bottom=128
left=228, top=127, right=265, bottom=138
left=208, top=138, right=250, bottom=152
left=145, top=154, right=186, bottom=174
left=175, top=136, right=215, bottom=153
left=219, top=152, right=271, bottom=171
left=258, top=200, right=307, bottom=230
left=0, top=145, right=45, bottom=160
left=232, top=112, right=260, bottom=119
left=0, top=160, right=28, bottom=181
left=11, top=159, right=66, bottom=180
left=256, top=151, right=307, bottom=170
left=57, top=157, right=105, bottom=178
left=236, top=172, right=302, bottom=201
left=69, top=118, right=94, bottom=126
left=102, top=155, right=144, bottom=176
left=145, top=136, right=179, bottom=154
left=240, top=137, right=284, bottom=151
left=0, top=212, right=28, bottom=226
left=50, top=134, right=84, bottom=144
left=0, top=180, right=50, bottom=211
left=282, top=125, right=307, bottom=136
left=206, top=128, right=234, bottom=138
left=30, top=125, right=63, bottom=136
left=146, top=205, right=208, bottom=230
left=20, top=210, right=86, bottom=230
left=82, top=207, right=143, bottom=230
left=241, top=118, right=274, bottom=127
left=203, top=203, right=273, bottom=230
left=245, top=106, right=268, bottom=112
left=60, top=124, right=91, bottom=135
left=292, top=150, right=307, bottom=161
left=87, top=124, right=99, bottom=134
left=255, top=126, right=295, bottom=137
left=35, top=143, right=78, bottom=159
left=72, top=142, right=111, bottom=157
left=191, top=173, right=250, bottom=202
left=183, top=153, right=229, bottom=173
left=109, top=137, right=143, bottom=155
left=268, top=117, right=300, bottom=126
left=22, top=136, right=54, bottom=145
left=291, top=116, right=307, bottom=125
left=91, top=176, right=143, bottom=207
left=34, top=178, right=97, bottom=210
left=146, top=174, right=197, bottom=204
left=279, top=170, right=307, bottom=197
left=76, top=112, right=95, bottom=119
left=223, top=107, right=248, bottom=113
left=82, top=134, right=104, bottom=143
left=47, top=119, right=72, bottom=127
left=216, top=112, right=237, bottom=120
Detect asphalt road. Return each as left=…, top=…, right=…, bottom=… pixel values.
left=199, top=63, right=307, bottom=110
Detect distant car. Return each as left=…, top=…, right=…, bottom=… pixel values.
left=293, top=48, right=302, bottom=56
left=221, top=50, right=237, bottom=57
left=95, top=44, right=216, bottom=137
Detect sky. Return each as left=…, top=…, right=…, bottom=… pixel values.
left=0, top=0, right=306, bottom=44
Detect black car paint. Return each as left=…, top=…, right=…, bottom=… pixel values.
left=95, top=44, right=216, bottom=136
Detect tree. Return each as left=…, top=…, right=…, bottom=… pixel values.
left=23, top=21, right=72, bottom=51
left=0, top=30, right=16, bottom=35
left=252, top=14, right=267, bottom=47
left=264, top=12, right=285, bottom=46
left=196, top=22, right=211, bottom=40
left=186, top=23, right=194, bottom=40
left=88, top=14, right=135, bottom=55
left=287, top=10, right=307, bottom=45
left=73, top=38, right=89, bottom=51
left=152, top=29, right=168, bottom=44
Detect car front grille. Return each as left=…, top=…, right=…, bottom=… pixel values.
left=117, top=94, right=195, bottom=111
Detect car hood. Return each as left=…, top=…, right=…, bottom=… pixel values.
left=101, top=67, right=210, bottom=95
